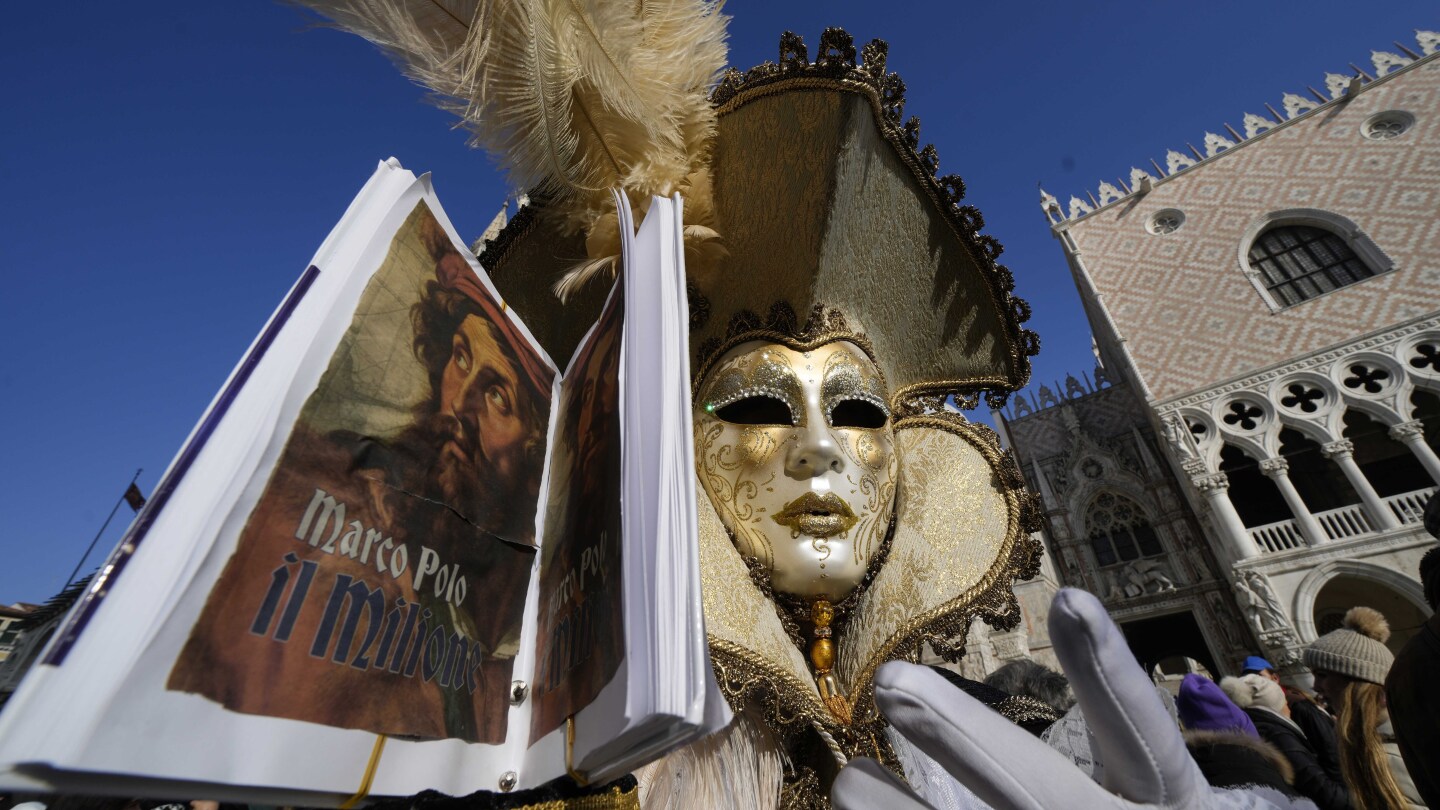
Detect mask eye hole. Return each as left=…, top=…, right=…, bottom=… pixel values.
left=714, top=396, right=795, bottom=427
left=830, top=399, right=887, bottom=429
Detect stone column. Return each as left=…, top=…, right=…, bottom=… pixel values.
left=1321, top=439, right=1401, bottom=531
left=1259, top=457, right=1327, bottom=545
left=1192, top=472, right=1257, bottom=560
left=1389, top=420, right=1440, bottom=485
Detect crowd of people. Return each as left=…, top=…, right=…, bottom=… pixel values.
left=1176, top=619, right=1420, bottom=810
left=923, top=523, right=1437, bottom=810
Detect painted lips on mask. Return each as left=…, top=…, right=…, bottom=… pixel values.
left=773, top=492, right=857, bottom=538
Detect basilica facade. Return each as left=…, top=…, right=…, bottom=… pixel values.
left=974, top=30, right=1440, bottom=684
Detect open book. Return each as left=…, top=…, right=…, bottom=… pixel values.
left=0, top=159, right=726, bottom=804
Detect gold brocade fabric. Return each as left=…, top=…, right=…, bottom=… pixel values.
left=834, top=415, right=1036, bottom=721
left=700, top=412, right=1040, bottom=739
left=699, top=87, right=1019, bottom=412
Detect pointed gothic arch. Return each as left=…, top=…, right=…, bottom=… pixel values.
left=1080, top=491, right=1164, bottom=568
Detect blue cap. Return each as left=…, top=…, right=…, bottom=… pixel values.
left=1241, top=656, right=1274, bottom=673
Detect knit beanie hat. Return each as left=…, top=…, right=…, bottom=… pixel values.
left=1302, top=606, right=1393, bottom=684
left=1218, top=673, right=1281, bottom=712
left=1178, top=674, right=1258, bottom=737
left=1252, top=675, right=1287, bottom=713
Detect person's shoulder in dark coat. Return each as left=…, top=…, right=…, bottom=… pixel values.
left=1386, top=610, right=1440, bottom=810
left=1285, top=694, right=1342, bottom=781
left=1246, top=707, right=1354, bottom=810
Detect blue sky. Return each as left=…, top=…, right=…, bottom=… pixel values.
left=1, top=2, right=1433, bottom=605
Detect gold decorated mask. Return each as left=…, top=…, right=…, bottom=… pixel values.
left=694, top=340, right=898, bottom=602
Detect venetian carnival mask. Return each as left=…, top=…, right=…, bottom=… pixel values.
left=694, top=340, right=899, bottom=603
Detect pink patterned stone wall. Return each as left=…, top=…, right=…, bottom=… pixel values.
left=1063, top=61, right=1440, bottom=404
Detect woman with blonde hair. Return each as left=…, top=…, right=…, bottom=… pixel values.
left=1304, top=606, right=1427, bottom=810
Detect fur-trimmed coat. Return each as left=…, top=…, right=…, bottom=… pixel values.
left=1183, top=729, right=1301, bottom=798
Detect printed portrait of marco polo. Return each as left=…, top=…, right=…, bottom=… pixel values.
left=169, top=202, right=554, bottom=745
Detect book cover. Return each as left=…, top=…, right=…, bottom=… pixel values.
left=168, top=201, right=554, bottom=744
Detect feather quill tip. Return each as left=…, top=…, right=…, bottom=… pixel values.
left=554, top=254, right=619, bottom=301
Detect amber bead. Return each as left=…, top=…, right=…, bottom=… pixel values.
left=810, top=638, right=835, bottom=671
left=811, top=599, right=835, bottom=627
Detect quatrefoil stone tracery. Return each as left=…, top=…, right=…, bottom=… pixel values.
left=1222, top=400, right=1265, bottom=431
left=1167, top=331, right=1435, bottom=461
left=1279, top=383, right=1325, bottom=413
left=1342, top=363, right=1390, bottom=394
left=1411, top=343, right=1440, bottom=373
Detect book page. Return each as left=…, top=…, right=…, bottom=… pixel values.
left=167, top=200, right=555, bottom=744
left=529, top=283, right=626, bottom=742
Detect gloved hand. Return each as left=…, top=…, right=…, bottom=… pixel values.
left=832, top=588, right=1314, bottom=810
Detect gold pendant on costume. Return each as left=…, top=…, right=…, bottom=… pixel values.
left=809, top=598, right=852, bottom=725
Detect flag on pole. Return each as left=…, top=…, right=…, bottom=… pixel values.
left=124, top=483, right=146, bottom=512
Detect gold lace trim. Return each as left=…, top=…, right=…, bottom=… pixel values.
left=710, top=636, right=830, bottom=732
left=512, top=784, right=639, bottom=810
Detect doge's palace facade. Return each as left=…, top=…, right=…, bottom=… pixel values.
left=994, top=30, right=1440, bottom=683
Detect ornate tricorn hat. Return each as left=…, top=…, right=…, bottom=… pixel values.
left=481, top=29, right=1038, bottom=414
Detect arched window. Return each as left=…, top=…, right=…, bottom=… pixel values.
left=1239, top=210, right=1393, bottom=311
left=1085, top=492, right=1163, bottom=567
left=1246, top=224, right=1378, bottom=307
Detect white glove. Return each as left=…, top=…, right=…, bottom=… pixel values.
left=832, top=588, right=1315, bottom=810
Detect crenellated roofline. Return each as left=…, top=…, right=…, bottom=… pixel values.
left=999, top=364, right=1121, bottom=423
left=1040, top=30, right=1440, bottom=226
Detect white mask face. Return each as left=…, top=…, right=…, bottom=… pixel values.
left=695, top=340, right=898, bottom=602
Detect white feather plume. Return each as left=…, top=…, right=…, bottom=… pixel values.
left=297, top=0, right=730, bottom=297
left=636, top=709, right=784, bottom=810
